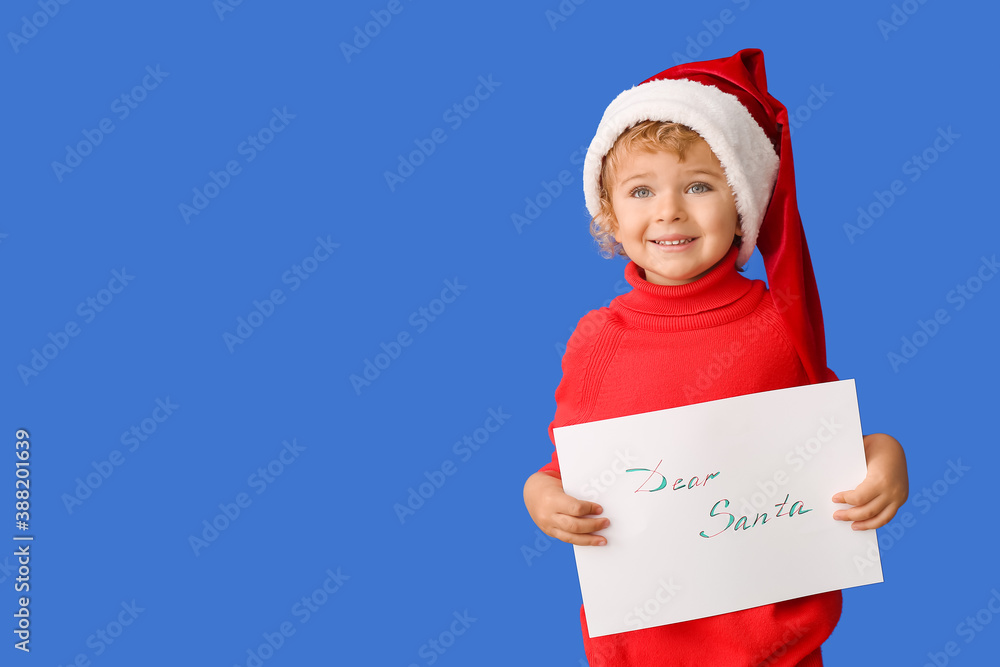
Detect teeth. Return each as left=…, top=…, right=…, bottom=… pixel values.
left=655, top=239, right=693, bottom=245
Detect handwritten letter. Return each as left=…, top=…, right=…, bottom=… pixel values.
left=553, top=379, right=883, bottom=637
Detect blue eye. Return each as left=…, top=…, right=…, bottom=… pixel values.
left=688, top=183, right=711, bottom=194
left=631, top=186, right=652, bottom=198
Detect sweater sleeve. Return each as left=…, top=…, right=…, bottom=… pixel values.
left=537, top=309, right=610, bottom=480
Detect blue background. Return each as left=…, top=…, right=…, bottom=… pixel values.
left=2, top=0, right=998, bottom=665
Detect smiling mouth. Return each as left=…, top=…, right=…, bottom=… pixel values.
left=652, top=238, right=696, bottom=246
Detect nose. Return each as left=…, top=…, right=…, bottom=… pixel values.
left=655, top=189, right=685, bottom=222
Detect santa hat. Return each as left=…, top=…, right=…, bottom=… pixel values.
left=583, top=48, right=837, bottom=385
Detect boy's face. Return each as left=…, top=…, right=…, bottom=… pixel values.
left=609, top=140, right=741, bottom=286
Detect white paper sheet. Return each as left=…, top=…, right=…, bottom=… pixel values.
left=553, top=379, right=883, bottom=638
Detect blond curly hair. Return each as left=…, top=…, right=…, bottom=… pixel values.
left=591, top=120, right=737, bottom=259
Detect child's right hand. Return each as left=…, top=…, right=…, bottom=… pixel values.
left=523, top=471, right=610, bottom=546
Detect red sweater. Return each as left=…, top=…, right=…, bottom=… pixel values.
left=538, top=245, right=842, bottom=667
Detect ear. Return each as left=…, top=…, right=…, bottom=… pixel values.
left=734, top=215, right=744, bottom=237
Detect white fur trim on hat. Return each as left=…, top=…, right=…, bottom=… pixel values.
left=583, top=78, right=779, bottom=267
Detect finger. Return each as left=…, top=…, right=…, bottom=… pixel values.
left=548, top=526, right=607, bottom=547
left=560, top=496, right=604, bottom=518
left=833, top=496, right=885, bottom=523
left=552, top=510, right=609, bottom=535
left=832, top=484, right=878, bottom=508
left=851, top=503, right=898, bottom=531
left=557, top=514, right=610, bottom=536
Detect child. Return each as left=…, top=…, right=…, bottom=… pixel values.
left=523, top=49, right=908, bottom=666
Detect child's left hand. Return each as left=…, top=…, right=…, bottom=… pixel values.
left=831, top=433, right=908, bottom=530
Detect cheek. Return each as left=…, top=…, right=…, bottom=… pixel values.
left=710, top=207, right=739, bottom=231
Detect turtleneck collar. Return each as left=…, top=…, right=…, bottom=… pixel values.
left=612, top=244, right=763, bottom=332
